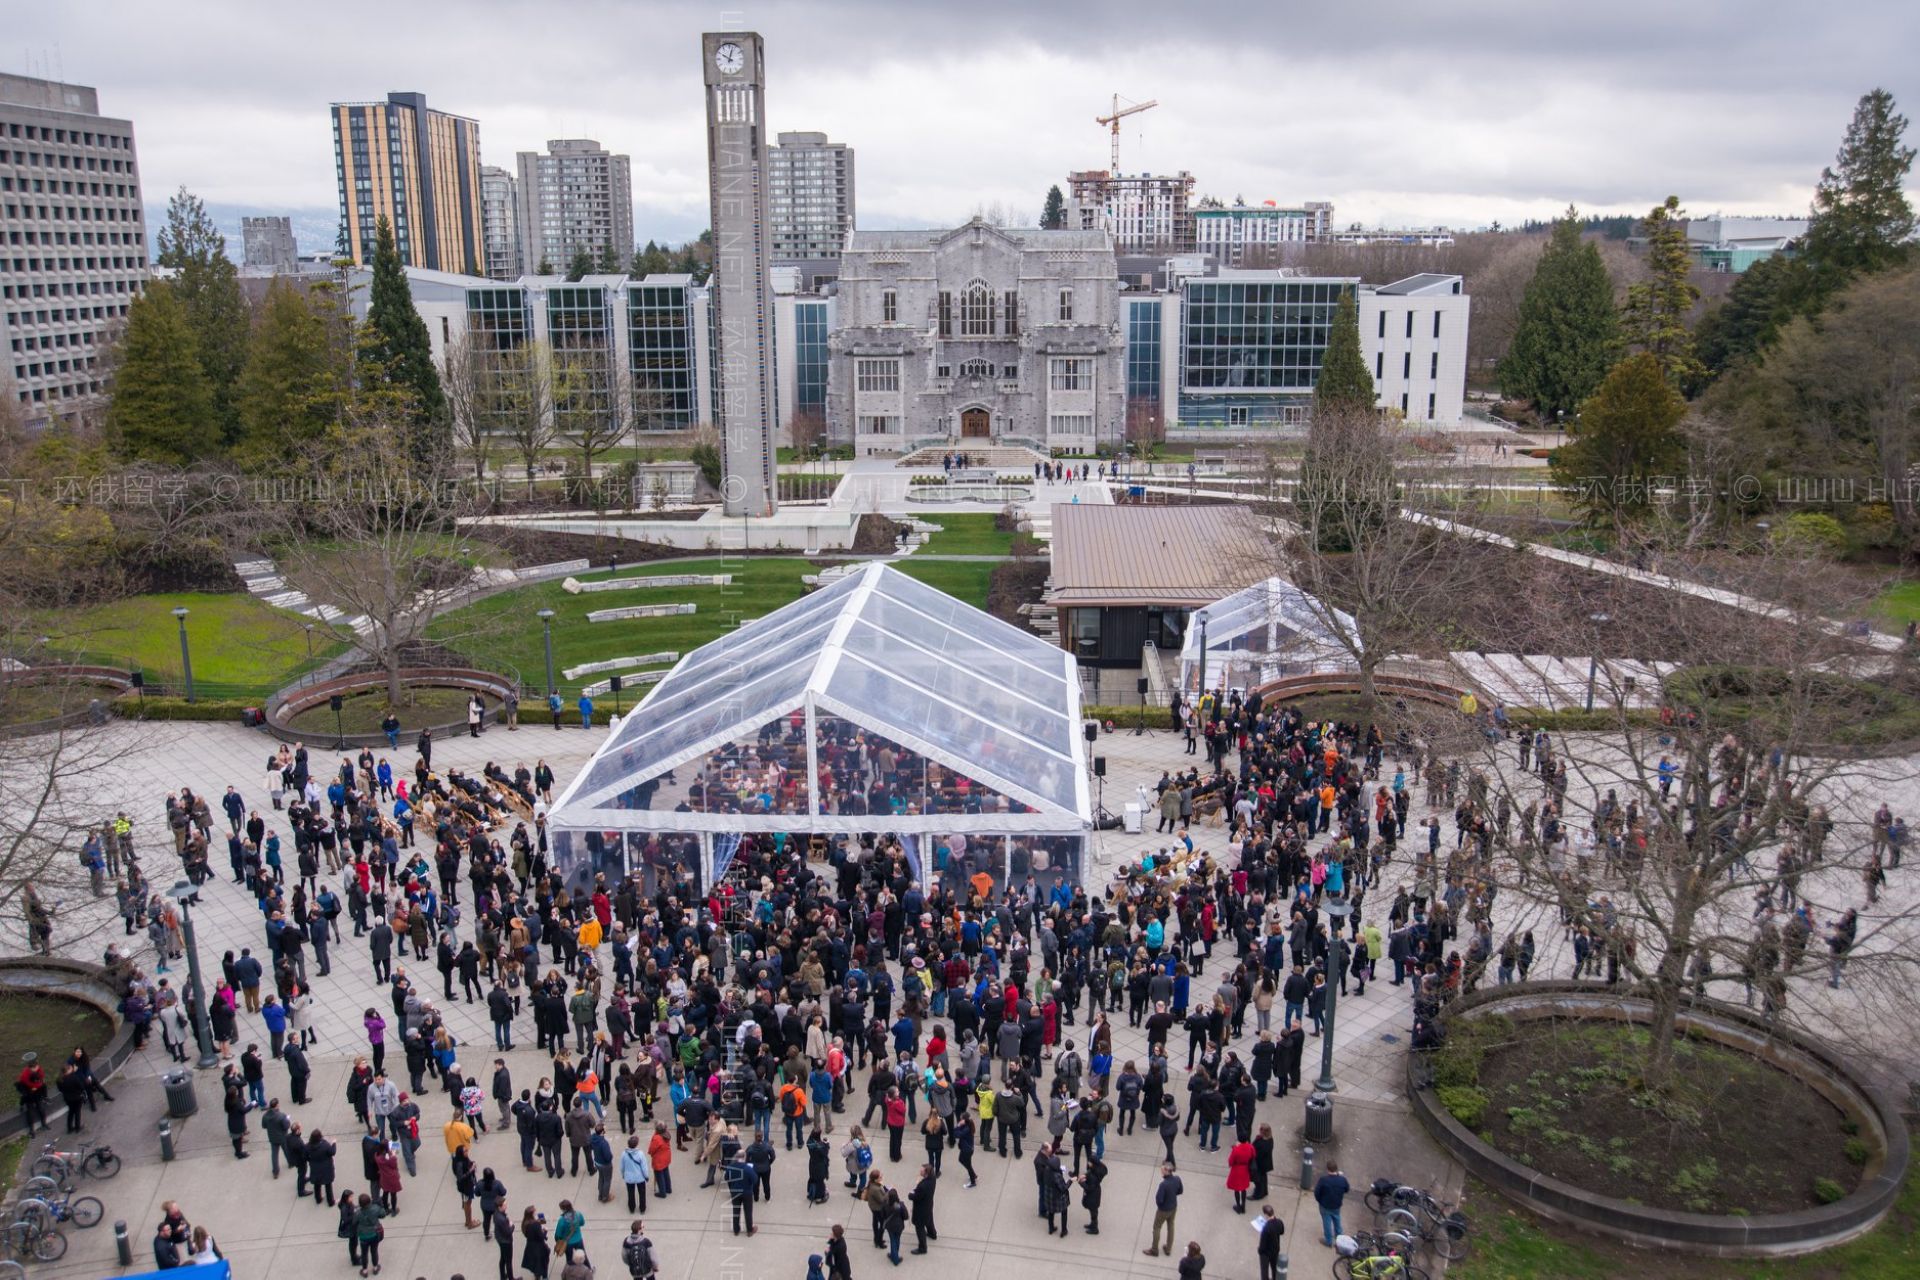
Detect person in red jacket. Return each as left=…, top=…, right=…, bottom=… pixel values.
left=1226, top=1138, right=1255, bottom=1214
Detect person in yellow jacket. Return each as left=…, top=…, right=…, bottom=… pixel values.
left=577, top=916, right=603, bottom=952
left=974, top=1080, right=996, bottom=1151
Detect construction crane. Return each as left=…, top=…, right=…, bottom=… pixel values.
left=1095, top=94, right=1157, bottom=172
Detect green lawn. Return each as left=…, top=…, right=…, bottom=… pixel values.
left=1453, top=1166, right=1920, bottom=1280
left=894, top=559, right=996, bottom=607
left=1872, top=581, right=1920, bottom=626
left=917, top=513, right=1014, bottom=557
left=32, top=591, right=341, bottom=693
left=428, top=558, right=818, bottom=696
left=432, top=555, right=1001, bottom=695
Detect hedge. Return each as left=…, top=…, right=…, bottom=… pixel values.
left=1085, top=704, right=1177, bottom=731
left=120, top=696, right=261, bottom=722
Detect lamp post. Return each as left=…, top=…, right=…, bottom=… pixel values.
left=167, top=881, right=220, bottom=1069
left=538, top=609, right=557, bottom=697
left=1583, top=612, right=1612, bottom=713
left=171, top=607, right=195, bottom=703
left=303, top=623, right=315, bottom=667
left=1315, top=896, right=1354, bottom=1093
left=1195, top=609, right=1210, bottom=703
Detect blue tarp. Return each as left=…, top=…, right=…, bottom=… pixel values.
left=113, top=1261, right=230, bottom=1280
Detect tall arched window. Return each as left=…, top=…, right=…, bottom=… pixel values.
left=960, top=280, right=993, bottom=336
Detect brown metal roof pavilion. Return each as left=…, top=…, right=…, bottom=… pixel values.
left=1047, top=503, right=1273, bottom=608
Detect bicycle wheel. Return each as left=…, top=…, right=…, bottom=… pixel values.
left=27, top=1157, right=71, bottom=1189
left=1432, top=1217, right=1470, bottom=1261
left=69, top=1197, right=105, bottom=1229
left=14, top=1178, right=58, bottom=1203
left=1384, top=1206, right=1421, bottom=1240
left=8, top=1203, right=50, bottom=1236
left=31, top=1227, right=66, bottom=1263
left=86, top=1149, right=122, bottom=1179
left=0, top=1256, right=25, bottom=1280
left=1333, top=1258, right=1354, bottom=1280
left=1364, top=1188, right=1390, bottom=1215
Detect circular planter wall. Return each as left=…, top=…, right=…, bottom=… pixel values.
left=0, top=958, right=137, bottom=1142
left=0, top=664, right=136, bottom=738
left=264, top=667, right=520, bottom=749
left=1408, top=983, right=1909, bottom=1257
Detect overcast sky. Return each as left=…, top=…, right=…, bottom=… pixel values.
left=10, top=0, right=1919, bottom=245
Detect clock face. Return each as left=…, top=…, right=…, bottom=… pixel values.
left=714, top=42, right=745, bottom=75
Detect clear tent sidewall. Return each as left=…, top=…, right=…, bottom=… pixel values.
left=543, top=562, right=1093, bottom=903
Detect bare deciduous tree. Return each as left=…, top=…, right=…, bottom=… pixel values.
left=442, top=334, right=496, bottom=487
left=271, top=423, right=492, bottom=704
left=1440, top=539, right=1916, bottom=1088
left=1277, top=410, right=1489, bottom=714
left=554, top=346, right=627, bottom=484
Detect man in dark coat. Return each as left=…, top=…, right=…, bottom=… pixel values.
left=909, top=1164, right=938, bottom=1253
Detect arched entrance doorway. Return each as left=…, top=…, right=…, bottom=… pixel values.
left=960, top=407, right=991, bottom=438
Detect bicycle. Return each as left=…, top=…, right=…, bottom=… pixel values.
left=1365, top=1179, right=1470, bottom=1261
left=14, top=1190, right=105, bottom=1233
left=2, top=1215, right=66, bottom=1264
left=29, top=1138, right=121, bottom=1189
left=1334, top=1246, right=1430, bottom=1280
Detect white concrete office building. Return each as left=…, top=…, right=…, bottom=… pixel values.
left=514, top=139, right=633, bottom=273
left=0, top=73, right=146, bottom=428
left=768, top=131, right=855, bottom=260
left=1193, top=201, right=1334, bottom=265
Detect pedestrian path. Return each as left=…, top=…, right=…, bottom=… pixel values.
left=233, top=558, right=373, bottom=637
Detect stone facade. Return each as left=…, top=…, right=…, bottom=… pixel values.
left=828, top=220, right=1125, bottom=455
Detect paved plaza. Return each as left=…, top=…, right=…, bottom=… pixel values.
left=9, top=700, right=1917, bottom=1279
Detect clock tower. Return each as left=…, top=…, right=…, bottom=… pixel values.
left=701, top=31, right=777, bottom=518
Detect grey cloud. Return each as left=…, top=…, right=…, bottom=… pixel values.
left=9, top=0, right=1917, bottom=236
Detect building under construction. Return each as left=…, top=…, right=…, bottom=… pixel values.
left=1068, top=170, right=1197, bottom=253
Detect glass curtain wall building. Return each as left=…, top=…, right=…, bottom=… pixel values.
left=794, top=299, right=829, bottom=412
left=627, top=281, right=698, bottom=428
left=1179, top=275, right=1352, bottom=429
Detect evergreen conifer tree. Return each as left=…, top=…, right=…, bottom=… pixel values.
left=236, top=280, right=351, bottom=469
left=1313, top=289, right=1375, bottom=413
left=1497, top=208, right=1619, bottom=417
left=359, top=216, right=446, bottom=450
left=156, top=187, right=251, bottom=446
left=1041, top=185, right=1067, bottom=230
left=105, top=284, right=218, bottom=465
left=1621, top=197, right=1702, bottom=387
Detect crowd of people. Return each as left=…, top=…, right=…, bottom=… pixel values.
left=29, top=668, right=1896, bottom=1280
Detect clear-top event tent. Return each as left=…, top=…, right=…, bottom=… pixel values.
left=546, top=562, right=1092, bottom=899
left=1179, top=575, right=1357, bottom=695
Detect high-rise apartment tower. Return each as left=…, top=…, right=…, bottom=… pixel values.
left=330, top=91, right=483, bottom=274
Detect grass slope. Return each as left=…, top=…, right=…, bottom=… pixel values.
left=917, top=513, right=1014, bottom=558
left=34, top=591, right=339, bottom=691
left=429, top=558, right=816, bottom=696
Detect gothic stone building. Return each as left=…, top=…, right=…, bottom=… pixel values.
left=828, top=220, right=1125, bottom=455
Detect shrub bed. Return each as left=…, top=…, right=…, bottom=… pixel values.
left=1665, top=664, right=1920, bottom=748
left=1434, top=1014, right=1863, bottom=1215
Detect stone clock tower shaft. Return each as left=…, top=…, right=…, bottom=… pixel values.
left=701, top=31, right=778, bottom=518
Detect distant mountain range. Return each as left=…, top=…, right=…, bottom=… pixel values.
left=144, top=202, right=340, bottom=262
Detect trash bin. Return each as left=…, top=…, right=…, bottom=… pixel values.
left=1123, top=803, right=1143, bottom=834
left=162, top=1069, right=198, bottom=1118
left=1304, top=1090, right=1333, bottom=1143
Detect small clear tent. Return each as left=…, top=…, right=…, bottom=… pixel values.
left=1178, top=575, right=1358, bottom=695
left=546, top=561, right=1093, bottom=837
